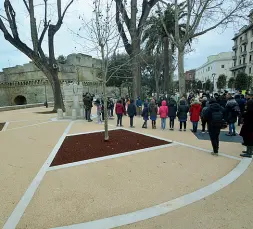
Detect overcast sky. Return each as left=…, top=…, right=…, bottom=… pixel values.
left=0, top=0, right=240, bottom=73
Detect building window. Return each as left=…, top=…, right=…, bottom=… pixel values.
left=240, top=46, right=243, bottom=52
left=249, top=67, right=252, bottom=74
left=208, top=66, right=210, bottom=71
left=240, top=37, right=242, bottom=42
left=221, top=65, right=225, bottom=68
left=243, top=57, right=246, bottom=64
left=251, top=41, right=253, bottom=49
left=240, top=59, right=242, bottom=65
left=250, top=55, right=252, bottom=62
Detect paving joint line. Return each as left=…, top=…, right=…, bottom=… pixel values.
left=2, top=121, right=75, bottom=229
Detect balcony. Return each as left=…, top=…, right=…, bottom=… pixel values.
left=240, top=50, right=247, bottom=56
left=249, top=48, right=253, bottom=53
left=232, top=55, right=237, bottom=60
left=230, top=63, right=247, bottom=71
left=240, top=37, right=248, bottom=45
left=232, top=45, right=238, bottom=50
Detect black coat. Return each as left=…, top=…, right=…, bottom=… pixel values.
left=225, top=99, right=240, bottom=123
left=168, top=100, right=177, bottom=118
left=127, top=103, right=137, bottom=117
left=177, top=101, right=189, bottom=121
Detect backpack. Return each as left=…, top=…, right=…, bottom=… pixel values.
left=211, top=110, right=224, bottom=127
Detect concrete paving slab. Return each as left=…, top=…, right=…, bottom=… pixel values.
left=119, top=162, right=253, bottom=229
left=0, top=122, right=69, bottom=228
left=17, top=145, right=238, bottom=229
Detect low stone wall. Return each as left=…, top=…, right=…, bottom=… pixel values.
left=0, top=102, right=54, bottom=112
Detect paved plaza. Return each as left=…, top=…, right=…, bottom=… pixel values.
left=0, top=107, right=252, bottom=229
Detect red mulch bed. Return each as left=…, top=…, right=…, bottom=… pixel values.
left=0, top=122, right=5, bottom=131
left=50, top=129, right=171, bottom=167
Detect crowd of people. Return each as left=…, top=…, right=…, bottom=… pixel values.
left=88, top=90, right=253, bottom=158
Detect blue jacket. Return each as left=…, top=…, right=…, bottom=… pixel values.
left=136, top=98, right=142, bottom=107
left=142, top=102, right=149, bottom=120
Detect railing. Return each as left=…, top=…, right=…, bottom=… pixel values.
left=229, top=63, right=247, bottom=71
left=0, top=102, right=54, bottom=112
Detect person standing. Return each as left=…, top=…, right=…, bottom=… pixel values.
left=127, top=99, right=137, bottom=128
left=149, top=99, right=158, bottom=129
left=94, top=98, right=102, bottom=124
left=136, top=96, right=142, bottom=116
left=203, top=98, right=224, bottom=156
left=225, top=94, right=240, bottom=136
left=142, top=102, right=149, bottom=128
left=239, top=99, right=253, bottom=158
left=177, top=99, right=189, bottom=131
left=158, top=100, right=168, bottom=130
left=201, top=97, right=208, bottom=133
left=115, top=100, right=124, bottom=127
left=168, top=97, right=177, bottom=130
left=235, top=94, right=245, bottom=126
left=190, top=98, right=202, bottom=133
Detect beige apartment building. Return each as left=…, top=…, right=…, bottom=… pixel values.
left=230, top=10, right=253, bottom=77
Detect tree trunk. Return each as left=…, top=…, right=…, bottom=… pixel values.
left=163, top=36, right=169, bottom=94
left=39, top=63, right=65, bottom=112
left=101, top=45, right=109, bottom=141
left=131, top=38, right=141, bottom=100
left=178, top=46, right=186, bottom=96
left=48, top=71, right=65, bottom=112
left=168, top=42, right=173, bottom=94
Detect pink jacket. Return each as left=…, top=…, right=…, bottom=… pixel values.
left=159, top=100, right=168, bottom=118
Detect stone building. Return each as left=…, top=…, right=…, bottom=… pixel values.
left=0, top=53, right=103, bottom=106
left=230, top=9, right=253, bottom=77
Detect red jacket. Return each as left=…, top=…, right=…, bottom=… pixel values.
left=115, top=103, right=125, bottom=115
left=159, top=100, right=168, bottom=118
left=190, top=103, right=202, bottom=122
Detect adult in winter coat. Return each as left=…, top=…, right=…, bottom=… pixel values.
left=149, top=99, right=158, bottom=129
left=190, top=98, right=202, bottom=132
left=168, top=98, right=177, bottom=130
left=203, top=98, right=224, bottom=156
left=177, top=100, right=189, bottom=131
left=127, top=99, right=137, bottom=128
left=141, top=102, right=149, bottom=128
left=235, top=94, right=245, bottom=126
left=225, top=94, right=240, bottom=136
left=115, top=100, right=125, bottom=126
left=159, top=100, right=168, bottom=130
left=240, top=99, right=253, bottom=158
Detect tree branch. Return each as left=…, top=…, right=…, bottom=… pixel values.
left=115, top=1, right=132, bottom=55
left=23, top=0, right=30, bottom=12
left=115, top=0, right=130, bottom=29
left=4, top=0, right=19, bottom=39
left=138, top=0, right=159, bottom=35
left=28, top=0, right=39, bottom=52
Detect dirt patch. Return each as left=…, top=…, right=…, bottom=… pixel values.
left=51, top=129, right=171, bottom=167
left=0, top=122, right=5, bottom=131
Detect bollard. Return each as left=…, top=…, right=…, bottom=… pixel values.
left=72, top=109, right=77, bottom=120
left=57, top=109, right=63, bottom=120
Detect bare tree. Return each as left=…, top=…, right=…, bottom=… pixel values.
left=115, top=0, right=160, bottom=99
left=0, top=0, right=75, bottom=111
left=80, top=0, right=128, bottom=141
left=159, top=0, right=253, bottom=96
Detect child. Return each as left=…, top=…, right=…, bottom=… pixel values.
left=115, top=100, right=125, bottom=127
left=149, top=99, right=158, bottom=129
left=141, top=102, right=149, bottom=128
left=127, top=99, right=137, bottom=127
left=177, top=99, right=189, bottom=131
left=94, top=98, right=102, bottom=124
left=190, top=98, right=202, bottom=133
left=240, top=99, right=253, bottom=158
left=159, top=100, right=168, bottom=130
left=168, top=97, right=177, bottom=130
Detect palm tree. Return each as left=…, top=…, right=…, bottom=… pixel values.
left=142, top=2, right=189, bottom=94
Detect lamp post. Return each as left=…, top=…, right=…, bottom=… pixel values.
left=212, top=73, right=216, bottom=95
left=44, top=80, right=48, bottom=108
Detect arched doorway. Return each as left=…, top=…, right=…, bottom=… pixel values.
left=14, top=95, right=27, bottom=105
